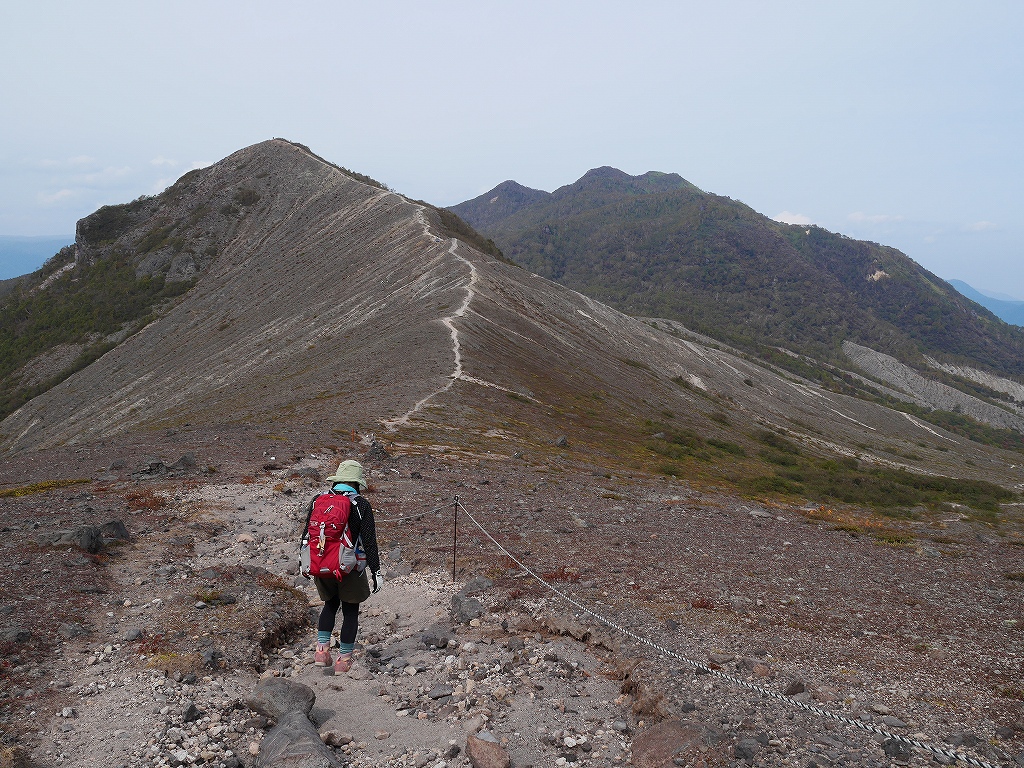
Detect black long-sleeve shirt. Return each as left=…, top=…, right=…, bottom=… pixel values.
left=300, top=491, right=381, bottom=573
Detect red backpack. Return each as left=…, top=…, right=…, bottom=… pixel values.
left=300, top=492, right=366, bottom=580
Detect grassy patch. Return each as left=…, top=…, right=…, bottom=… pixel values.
left=0, top=478, right=91, bottom=497
left=832, top=523, right=863, bottom=535
left=872, top=532, right=916, bottom=548
left=744, top=438, right=1015, bottom=513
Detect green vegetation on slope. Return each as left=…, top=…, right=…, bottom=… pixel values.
left=0, top=249, right=193, bottom=420
left=742, top=430, right=1015, bottom=515
left=642, top=419, right=1016, bottom=516
left=451, top=168, right=1024, bottom=377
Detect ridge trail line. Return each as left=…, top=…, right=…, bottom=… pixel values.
left=383, top=234, right=475, bottom=430
left=382, top=195, right=524, bottom=429
left=451, top=498, right=1002, bottom=768
left=285, top=152, right=539, bottom=420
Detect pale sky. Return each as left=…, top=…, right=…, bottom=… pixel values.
left=2, top=1, right=1022, bottom=297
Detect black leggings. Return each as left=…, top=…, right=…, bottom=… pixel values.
left=318, top=598, right=359, bottom=645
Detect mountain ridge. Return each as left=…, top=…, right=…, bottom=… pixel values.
left=3, top=140, right=1023, bottom=505
left=450, top=168, right=1024, bottom=380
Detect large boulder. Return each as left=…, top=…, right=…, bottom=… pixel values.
left=53, top=525, right=104, bottom=554
left=451, top=594, right=484, bottom=624
left=246, top=678, right=315, bottom=720
left=465, top=731, right=510, bottom=768
left=252, top=710, right=341, bottom=768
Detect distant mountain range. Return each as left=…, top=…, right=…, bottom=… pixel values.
left=0, top=235, right=74, bottom=280
left=450, top=168, right=1024, bottom=378
left=947, top=279, right=1024, bottom=327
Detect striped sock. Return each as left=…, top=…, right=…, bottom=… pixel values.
left=317, top=631, right=331, bottom=647
left=338, top=641, right=354, bottom=655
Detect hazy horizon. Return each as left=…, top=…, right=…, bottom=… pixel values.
left=2, top=2, right=1021, bottom=294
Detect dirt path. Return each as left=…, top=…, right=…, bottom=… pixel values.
left=23, top=460, right=636, bottom=768
left=5, top=447, right=1022, bottom=768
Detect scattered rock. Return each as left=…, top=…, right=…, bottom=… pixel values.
left=460, top=575, right=494, bottom=596
left=136, top=458, right=168, bottom=477
left=543, top=614, right=591, bottom=642
left=554, top=435, right=569, bottom=448
left=466, top=731, right=511, bottom=768
left=734, top=737, right=760, bottom=762
left=365, top=439, right=390, bottom=462
left=451, top=594, right=484, bottom=623
left=55, top=525, right=104, bottom=554
left=100, top=519, right=131, bottom=542
left=1, top=628, right=31, bottom=643
left=784, top=678, right=806, bottom=696
left=170, top=452, right=197, bottom=472
left=883, top=738, right=913, bottom=763
left=320, top=730, right=353, bottom=747
left=58, top=622, right=87, bottom=640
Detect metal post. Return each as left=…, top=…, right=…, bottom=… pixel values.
left=452, top=495, right=459, bottom=582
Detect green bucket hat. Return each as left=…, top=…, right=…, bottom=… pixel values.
left=326, top=459, right=365, bottom=489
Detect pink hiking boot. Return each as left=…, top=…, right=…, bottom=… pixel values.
left=333, top=651, right=353, bottom=674
left=313, top=644, right=332, bottom=667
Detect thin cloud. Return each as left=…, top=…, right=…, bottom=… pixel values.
left=78, top=166, right=133, bottom=185
left=28, top=156, right=96, bottom=169
left=38, top=188, right=76, bottom=204
left=965, top=220, right=996, bottom=231
left=848, top=211, right=904, bottom=224
left=187, top=160, right=213, bottom=171
left=150, top=156, right=178, bottom=167
left=774, top=211, right=812, bottom=225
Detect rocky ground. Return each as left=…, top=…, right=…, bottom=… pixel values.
left=1, top=435, right=1023, bottom=767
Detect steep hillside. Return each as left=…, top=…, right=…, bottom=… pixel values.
left=450, top=169, right=1024, bottom=378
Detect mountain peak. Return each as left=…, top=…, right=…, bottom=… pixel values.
left=447, top=180, right=550, bottom=231
left=557, top=166, right=697, bottom=198
left=452, top=167, right=1024, bottom=377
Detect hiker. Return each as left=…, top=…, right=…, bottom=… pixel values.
left=299, top=459, right=381, bottom=673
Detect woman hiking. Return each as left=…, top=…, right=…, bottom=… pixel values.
left=299, top=459, right=381, bottom=673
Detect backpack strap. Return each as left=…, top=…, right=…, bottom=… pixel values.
left=300, top=493, right=327, bottom=545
